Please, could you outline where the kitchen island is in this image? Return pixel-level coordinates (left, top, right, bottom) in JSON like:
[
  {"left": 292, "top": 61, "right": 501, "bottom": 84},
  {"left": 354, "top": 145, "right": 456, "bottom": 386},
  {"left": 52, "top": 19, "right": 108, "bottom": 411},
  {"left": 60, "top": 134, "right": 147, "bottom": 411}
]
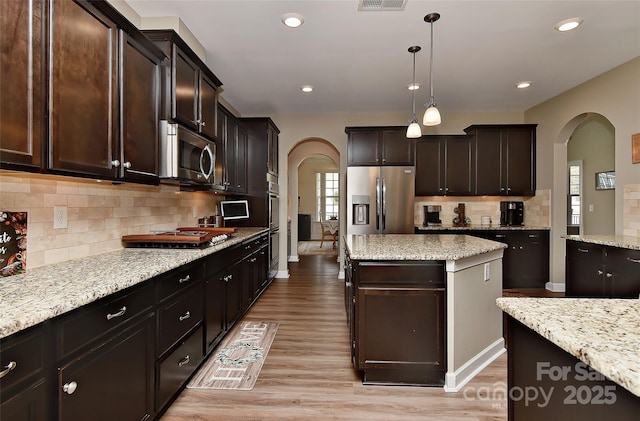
[
  {"left": 497, "top": 297, "right": 640, "bottom": 420},
  {"left": 344, "top": 233, "right": 506, "bottom": 390}
]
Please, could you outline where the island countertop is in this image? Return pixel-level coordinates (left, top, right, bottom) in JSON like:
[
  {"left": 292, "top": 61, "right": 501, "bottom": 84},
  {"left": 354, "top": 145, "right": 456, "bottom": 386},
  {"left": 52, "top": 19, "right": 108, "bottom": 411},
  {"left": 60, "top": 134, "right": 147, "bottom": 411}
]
[
  {"left": 564, "top": 234, "right": 640, "bottom": 251},
  {"left": 496, "top": 297, "right": 640, "bottom": 397},
  {"left": 344, "top": 233, "right": 507, "bottom": 261},
  {"left": 0, "top": 228, "right": 267, "bottom": 339}
]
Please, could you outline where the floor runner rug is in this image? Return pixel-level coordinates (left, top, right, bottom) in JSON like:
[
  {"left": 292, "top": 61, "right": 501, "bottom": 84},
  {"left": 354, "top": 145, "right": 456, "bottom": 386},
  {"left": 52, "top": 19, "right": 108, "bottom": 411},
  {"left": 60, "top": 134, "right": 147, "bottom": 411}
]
[
  {"left": 298, "top": 240, "right": 338, "bottom": 255},
  {"left": 187, "top": 321, "right": 278, "bottom": 391}
]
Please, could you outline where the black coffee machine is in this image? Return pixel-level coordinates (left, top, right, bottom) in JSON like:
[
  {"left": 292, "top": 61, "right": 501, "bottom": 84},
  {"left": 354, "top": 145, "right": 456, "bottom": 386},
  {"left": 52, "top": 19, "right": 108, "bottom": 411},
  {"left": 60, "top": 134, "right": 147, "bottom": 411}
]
[
  {"left": 500, "top": 201, "right": 524, "bottom": 226},
  {"left": 423, "top": 205, "right": 442, "bottom": 226}
]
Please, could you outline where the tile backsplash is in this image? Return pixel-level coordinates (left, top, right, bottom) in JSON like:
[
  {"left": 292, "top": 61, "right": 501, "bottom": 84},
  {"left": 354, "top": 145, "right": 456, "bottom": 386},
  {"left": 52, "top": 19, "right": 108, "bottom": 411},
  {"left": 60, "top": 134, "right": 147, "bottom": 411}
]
[
  {"left": 623, "top": 184, "right": 640, "bottom": 237},
  {"left": 414, "top": 190, "right": 551, "bottom": 227},
  {"left": 0, "top": 172, "right": 221, "bottom": 268}
]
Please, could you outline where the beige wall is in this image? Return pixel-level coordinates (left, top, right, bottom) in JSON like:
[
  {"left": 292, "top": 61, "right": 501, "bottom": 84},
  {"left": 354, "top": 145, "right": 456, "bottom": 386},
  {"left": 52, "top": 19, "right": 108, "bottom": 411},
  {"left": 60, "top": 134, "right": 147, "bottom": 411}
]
[{"left": 525, "top": 57, "right": 640, "bottom": 287}]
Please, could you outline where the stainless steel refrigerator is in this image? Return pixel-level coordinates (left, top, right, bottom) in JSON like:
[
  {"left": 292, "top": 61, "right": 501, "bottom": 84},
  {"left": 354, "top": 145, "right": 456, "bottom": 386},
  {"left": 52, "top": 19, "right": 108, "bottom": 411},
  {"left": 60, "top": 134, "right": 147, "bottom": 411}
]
[{"left": 346, "top": 166, "right": 415, "bottom": 234}]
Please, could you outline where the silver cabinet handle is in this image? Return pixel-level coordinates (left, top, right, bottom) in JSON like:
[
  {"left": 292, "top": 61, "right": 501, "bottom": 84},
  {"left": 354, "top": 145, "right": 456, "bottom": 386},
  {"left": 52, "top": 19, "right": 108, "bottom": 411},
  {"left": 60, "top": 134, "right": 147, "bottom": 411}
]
[
  {"left": 0, "top": 361, "right": 17, "bottom": 379},
  {"left": 606, "top": 273, "right": 613, "bottom": 278},
  {"left": 578, "top": 248, "right": 589, "bottom": 253},
  {"left": 63, "top": 381, "right": 78, "bottom": 395},
  {"left": 123, "top": 161, "right": 132, "bottom": 169},
  {"left": 178, "top": 355, "right": 190, "bottom": 367},
  {"left": 201, "top": 121, "right": 206, "bottom": 127},
  {"left": 179, "top": 275, "right": 191, "bottom": 284},
  {"left": 111, "top": 160, "right": 120, "bottom": 167},
  {"left": 106, "top": 306, "right": 127, "bottom": 320},
  {"left": 179, "top": 311, "right": 191, "bottom": 322},
  {"left": 598, "top": 270, "right": 604, "bottom": 275},
  {"left": 528, "top": 234, "right": 539, "bottom": 238},
  {"left": 250, "top": 257, "right": 257, "bottom": 263},
  {"left": 496, "top": 234, "right": 506, "bottom": 238},
  {"left": 627, "top": 257, "right": 640, "bottom": 264}
]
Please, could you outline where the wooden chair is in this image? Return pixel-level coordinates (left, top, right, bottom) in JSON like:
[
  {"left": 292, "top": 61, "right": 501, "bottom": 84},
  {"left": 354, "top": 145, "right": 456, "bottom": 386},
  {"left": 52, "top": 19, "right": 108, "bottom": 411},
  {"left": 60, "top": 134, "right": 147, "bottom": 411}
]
[{"left": 320, "top": 220, "right": 338, "bottom": 249}]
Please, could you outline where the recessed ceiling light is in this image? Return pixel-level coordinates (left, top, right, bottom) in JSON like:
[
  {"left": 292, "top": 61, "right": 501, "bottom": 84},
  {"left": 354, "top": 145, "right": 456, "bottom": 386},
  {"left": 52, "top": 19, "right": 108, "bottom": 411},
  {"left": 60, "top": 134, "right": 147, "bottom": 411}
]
[
  {"left": 300, "top": 85, "right": 313, "bottom": 93},
  {"left": 281, "top": 13, "right": 304, "bottom": 28},
  {"left": 555, "top": 17, "right": 583, "bottom": 32},
  {"left": 516, "top": 81, "right": 532, "bottom": 89},
  {"left": 407, "top": 83, "right": 421, "bottom": 91}
]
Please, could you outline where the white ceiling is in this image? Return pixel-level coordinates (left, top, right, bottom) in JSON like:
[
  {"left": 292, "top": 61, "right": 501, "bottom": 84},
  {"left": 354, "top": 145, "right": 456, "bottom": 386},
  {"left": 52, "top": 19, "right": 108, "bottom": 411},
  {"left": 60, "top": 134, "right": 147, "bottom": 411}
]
[{"left": 126, "top": 0, "right": 640, "bottom": 117}]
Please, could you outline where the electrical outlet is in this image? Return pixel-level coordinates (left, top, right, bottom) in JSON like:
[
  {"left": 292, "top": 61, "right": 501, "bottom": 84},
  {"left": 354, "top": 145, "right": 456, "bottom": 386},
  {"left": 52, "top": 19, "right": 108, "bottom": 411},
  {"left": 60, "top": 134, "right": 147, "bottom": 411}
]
[
  {"left": 54, "top": 206, "right": 68, "bottom": 229},
  {"left": 589, "top": 204, "right": 594, "bottom": 212},
  {"left": 484, "top": 263, "right": 490, "bottom": 281}
]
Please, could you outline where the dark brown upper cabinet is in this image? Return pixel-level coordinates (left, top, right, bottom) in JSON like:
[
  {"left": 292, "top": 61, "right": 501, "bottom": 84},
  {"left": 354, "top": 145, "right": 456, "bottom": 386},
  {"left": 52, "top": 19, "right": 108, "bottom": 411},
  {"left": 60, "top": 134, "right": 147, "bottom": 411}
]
[
  {"left": 143, "top": 30, "right": 222, "bottom": 141},
  {"left": 44, "top": 0, "right": 165, "bottom": 184},
  {"left": 241, "top": 117, "right": 280, "bottom": 177},
  {"left": 415, "top": 135, "right": 475, "bottom": 196},
  {"left": 217, "top": 104, "right": 247, "bottom": 193},
  {"left": 465, "top": 124, "right": 537, "bottom": 196},
  {"left": 48, "top": 0, "right": 119, "bottom": 178},
  {"left": 346, "top": 126, "right": 415, "bottom": 166},
  {"left": 0, "top": 0, "right": 46, "bottom": 171}
]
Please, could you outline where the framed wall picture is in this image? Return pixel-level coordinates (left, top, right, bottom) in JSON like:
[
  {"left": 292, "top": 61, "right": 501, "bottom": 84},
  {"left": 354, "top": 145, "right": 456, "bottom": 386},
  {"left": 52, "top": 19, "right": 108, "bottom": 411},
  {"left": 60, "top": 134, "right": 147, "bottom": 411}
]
[
  {"left": 633, "top": 133, "right": 640, "bottom": 164},
  {"left": 0, "top": 211, "right": 27, "bottom": 277}
]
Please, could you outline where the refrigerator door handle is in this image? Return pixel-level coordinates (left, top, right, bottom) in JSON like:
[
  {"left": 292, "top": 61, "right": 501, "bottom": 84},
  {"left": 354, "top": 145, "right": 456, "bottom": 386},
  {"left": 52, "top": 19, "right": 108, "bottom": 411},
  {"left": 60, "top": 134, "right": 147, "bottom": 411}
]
[
  {"left": 375, "top": 176, "right": 380, "bottom": 231},
  {"left": 381, "top": 177, "right": 386, "bottom": 231}
]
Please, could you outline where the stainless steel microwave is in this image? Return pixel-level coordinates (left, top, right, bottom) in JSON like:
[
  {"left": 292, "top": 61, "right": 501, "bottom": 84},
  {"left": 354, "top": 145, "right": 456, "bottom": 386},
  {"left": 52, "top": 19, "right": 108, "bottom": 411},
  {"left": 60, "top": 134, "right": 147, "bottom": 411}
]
[{"left": 159, "top": 121, "right": 215, "bottom": 184}]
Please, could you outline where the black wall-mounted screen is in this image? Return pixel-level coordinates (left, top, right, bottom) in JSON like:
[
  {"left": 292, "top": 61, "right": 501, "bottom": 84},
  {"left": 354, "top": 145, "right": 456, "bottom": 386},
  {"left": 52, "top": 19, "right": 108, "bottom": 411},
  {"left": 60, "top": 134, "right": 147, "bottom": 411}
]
[{"left": 221, "top": 200, "right": 250, "bottom": 220}]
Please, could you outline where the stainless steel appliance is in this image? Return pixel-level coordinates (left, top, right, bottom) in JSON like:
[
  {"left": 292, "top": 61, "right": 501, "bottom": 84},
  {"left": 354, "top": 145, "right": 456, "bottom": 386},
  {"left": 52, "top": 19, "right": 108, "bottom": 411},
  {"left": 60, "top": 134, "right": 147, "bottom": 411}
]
[
  {"left": 500, "top": 201, "right": 524, "bottom": 226},
  {"left": 159, "top": 120, "right": 216, "bottom": 185},
  {"left": 347, "top": 166, "right": 415, "bottom": 234},
  {"left": 268, "top": 173, "right": 279, "bottom": 280},
  {"left": 423, "top": 205, "right": 442, "bottom": 226}
]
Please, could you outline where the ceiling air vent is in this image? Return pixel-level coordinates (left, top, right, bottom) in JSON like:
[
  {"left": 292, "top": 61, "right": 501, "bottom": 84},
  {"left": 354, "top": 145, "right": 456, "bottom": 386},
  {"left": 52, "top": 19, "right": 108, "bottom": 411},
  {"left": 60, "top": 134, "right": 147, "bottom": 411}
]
[{"left": 358, "top": 0, "right": 408, "bottom": 12}]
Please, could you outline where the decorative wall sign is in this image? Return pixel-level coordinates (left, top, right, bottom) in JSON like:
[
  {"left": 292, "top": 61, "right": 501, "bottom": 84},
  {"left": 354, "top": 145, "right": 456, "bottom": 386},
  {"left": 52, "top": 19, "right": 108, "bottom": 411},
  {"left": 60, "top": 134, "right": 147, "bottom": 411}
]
[
  {"left": 0, "top": 212, "right": 27, "bottom": 277},
  {"left": 633, "top": 133, "right": 640, "bottom": 164}
]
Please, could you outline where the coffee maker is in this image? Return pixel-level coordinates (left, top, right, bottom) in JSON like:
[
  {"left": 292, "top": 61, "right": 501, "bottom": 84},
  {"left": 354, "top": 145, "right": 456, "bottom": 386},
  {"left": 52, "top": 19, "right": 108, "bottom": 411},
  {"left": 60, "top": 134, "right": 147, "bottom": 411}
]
[
  {"left": 423, "top": 205, "right": 442, "bottom": 226},
  {"left": 500, "top": 201, "right": 524, "bottom": 226}
]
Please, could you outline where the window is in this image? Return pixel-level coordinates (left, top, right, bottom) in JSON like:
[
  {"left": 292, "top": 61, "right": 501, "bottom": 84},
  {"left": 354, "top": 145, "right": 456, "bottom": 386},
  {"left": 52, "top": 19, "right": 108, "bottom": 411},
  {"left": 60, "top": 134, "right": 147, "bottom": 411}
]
[
  {"left": 568, "top": 163, "right": 581, "bottom": 226},
  {"left": 316, "top": 172, "right": 339, "bottom": 221}
]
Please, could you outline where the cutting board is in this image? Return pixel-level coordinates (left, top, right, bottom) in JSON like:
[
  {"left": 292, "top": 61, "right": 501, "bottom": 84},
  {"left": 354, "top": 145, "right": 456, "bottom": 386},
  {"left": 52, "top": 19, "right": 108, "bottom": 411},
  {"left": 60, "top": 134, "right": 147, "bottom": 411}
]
[
  {"left": 122, "top": 232, "right": 216, "bottom": 244},
  {"left": 176, "top": 227, "right": 237, "bottom": 235}
]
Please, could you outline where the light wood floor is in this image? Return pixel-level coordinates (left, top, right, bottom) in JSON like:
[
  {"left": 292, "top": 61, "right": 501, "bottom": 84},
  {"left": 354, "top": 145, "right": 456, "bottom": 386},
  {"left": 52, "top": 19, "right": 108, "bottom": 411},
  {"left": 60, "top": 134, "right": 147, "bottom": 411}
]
[{"left": 161, "top": 255, "right": 509, "bottom": 420}]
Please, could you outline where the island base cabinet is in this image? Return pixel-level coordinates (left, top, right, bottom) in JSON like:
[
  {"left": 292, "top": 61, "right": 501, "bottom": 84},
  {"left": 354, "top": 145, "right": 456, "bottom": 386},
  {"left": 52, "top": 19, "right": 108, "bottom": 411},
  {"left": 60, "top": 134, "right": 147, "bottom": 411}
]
[
  {"left": 353, "top": 261, "right": 446, "bottom": 386},
  {"left": 507, "top": 317, "right": 640, "bottom": 421},
  {"left": 57, "top": 317, "right": 154, "bottom": 421}
]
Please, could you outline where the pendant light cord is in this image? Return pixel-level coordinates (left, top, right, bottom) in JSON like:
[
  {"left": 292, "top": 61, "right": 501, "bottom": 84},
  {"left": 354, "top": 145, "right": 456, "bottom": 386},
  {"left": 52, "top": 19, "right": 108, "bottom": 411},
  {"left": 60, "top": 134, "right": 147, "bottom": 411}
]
[
  {"left": 429, "top": 19, "right": 435, "bottom": 104},
  {"left": 412, "top": 51, "right": 417, "bottom": 118}
]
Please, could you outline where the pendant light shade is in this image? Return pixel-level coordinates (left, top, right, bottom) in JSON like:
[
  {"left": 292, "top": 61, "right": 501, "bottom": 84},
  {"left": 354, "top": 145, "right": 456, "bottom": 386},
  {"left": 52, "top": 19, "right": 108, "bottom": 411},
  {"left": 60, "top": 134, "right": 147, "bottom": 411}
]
[
  {"left": 423, "top": 12, "right": 441, "bottom": 127},
  {"left": 406, "top": 45, "right": 422, "bottom": 138}
]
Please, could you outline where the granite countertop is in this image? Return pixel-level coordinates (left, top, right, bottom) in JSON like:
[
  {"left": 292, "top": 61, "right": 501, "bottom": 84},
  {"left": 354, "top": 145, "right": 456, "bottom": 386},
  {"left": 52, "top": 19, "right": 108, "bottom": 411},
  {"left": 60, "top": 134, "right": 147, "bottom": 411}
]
[
  {"left": 497, "top": 297, "right": 640, "bottom": 397},
  {"left": 415, "top": 224, "right": 551, "bottom": 231},
  {"left": 0, "top": 228, "right": 267, "bottom": 339},
  {"left": 345, "top": 233, "right": 507, "bottom": 261},
  {"left": 564, "top": 234, "right": 640, "bottom": 251}
]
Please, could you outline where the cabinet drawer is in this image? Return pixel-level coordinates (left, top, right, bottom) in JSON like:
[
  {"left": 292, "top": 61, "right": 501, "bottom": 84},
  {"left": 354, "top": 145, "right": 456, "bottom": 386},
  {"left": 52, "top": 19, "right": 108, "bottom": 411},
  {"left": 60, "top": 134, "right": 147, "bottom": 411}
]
[
  {"left": 606, "top": 246, "right": 640, "bottom": 268},
  {"left": 157, "top": 263, "right": 203, "bottom": 303},
  {"left": 57, "top": 283, "right": 153, "bottom": 358},
  {"left": 356, "top": 261, "right": 444, "bottom": 287},
  {"left": 157, "top": 326, "right": 204, "bottom": 410},
  {"left": 0, "top": 325, "right": 45, "bottom": 394},
  {"left": 157, "top": 285, "right": 204, "bottom": 355},
  {"left": 566, "top": 241, "right": 603, "bottom": 261}
]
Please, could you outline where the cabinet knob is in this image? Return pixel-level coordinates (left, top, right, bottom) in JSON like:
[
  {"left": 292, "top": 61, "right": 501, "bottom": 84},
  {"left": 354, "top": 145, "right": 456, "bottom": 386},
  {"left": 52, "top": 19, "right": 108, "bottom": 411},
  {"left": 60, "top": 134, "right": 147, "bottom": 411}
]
[
  {"left": 111, "top": 160, "right": 120, "bottom": 167},
  {"left": 597, "top": 270, "right": 604, "bottom": 275},
  {"left": 0, "top": 361, "right": 17, "bottom": 379},
  {"left": 606, "top": 272, "right": 613, "bottom": 278},
  {"left": 63, "top": 381, "right": 78, "bottom": 395},
  {"left": 123, "top": 161, "right": 132, "bottom": 169},
  {"left": 201, "top": 121, "right": 206, "bottom": 127}
]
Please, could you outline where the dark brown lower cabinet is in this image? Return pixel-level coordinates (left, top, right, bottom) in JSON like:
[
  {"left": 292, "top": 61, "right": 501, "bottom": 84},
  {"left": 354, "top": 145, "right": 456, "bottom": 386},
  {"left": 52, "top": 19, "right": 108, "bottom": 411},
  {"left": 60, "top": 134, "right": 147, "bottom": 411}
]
[
  {"left": 507, "top": 316, "right": 640, "bottom": 420},
  {"left": 58, "top": 315, "right": 154, "bottom": 421},
  {"left": 0, "top": 379, "right": 48, "bottom": 421},
  {"left": 351, "top": 260, "right": 445, "bottom": 385},
  {"left": 566, "top": 240, "right": 640, "bottom": 298}
]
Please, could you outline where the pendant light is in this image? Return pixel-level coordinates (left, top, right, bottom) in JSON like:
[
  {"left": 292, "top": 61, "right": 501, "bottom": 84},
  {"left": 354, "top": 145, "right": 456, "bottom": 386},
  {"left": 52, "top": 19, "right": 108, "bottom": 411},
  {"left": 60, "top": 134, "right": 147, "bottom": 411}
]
[
  {"left": 423, "top": 12, "right": 441, "bottom": 126},
  {"left": 406, "top": 46, "right": 422, "bottom": 138}
]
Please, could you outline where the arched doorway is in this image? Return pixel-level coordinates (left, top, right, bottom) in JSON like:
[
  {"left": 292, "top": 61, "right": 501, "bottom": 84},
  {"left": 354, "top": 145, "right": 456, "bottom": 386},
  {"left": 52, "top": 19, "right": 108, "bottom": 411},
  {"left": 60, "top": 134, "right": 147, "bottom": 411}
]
[
  {"left": 287, "top": 139, "right": 341, "bottom": 264},
  {"left": 565, "top": 113, "right": 615, "bottom": 235}
]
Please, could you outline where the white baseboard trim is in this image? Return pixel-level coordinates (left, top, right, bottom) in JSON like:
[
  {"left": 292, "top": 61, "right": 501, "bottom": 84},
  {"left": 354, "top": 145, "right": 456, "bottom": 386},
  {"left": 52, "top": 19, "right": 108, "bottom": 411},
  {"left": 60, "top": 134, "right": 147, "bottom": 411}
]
[
  {"left": 288, "top": 255, "right": 299, "bottom": 262},
  {"left": 545, "top": 281, "right": 566, "bottom": 292},
  {"left": 275, "top": 270, "right": 290, "bottom": 279},
  {"left": 444, "top": 338, "right": 506, "bottom": 392}
]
